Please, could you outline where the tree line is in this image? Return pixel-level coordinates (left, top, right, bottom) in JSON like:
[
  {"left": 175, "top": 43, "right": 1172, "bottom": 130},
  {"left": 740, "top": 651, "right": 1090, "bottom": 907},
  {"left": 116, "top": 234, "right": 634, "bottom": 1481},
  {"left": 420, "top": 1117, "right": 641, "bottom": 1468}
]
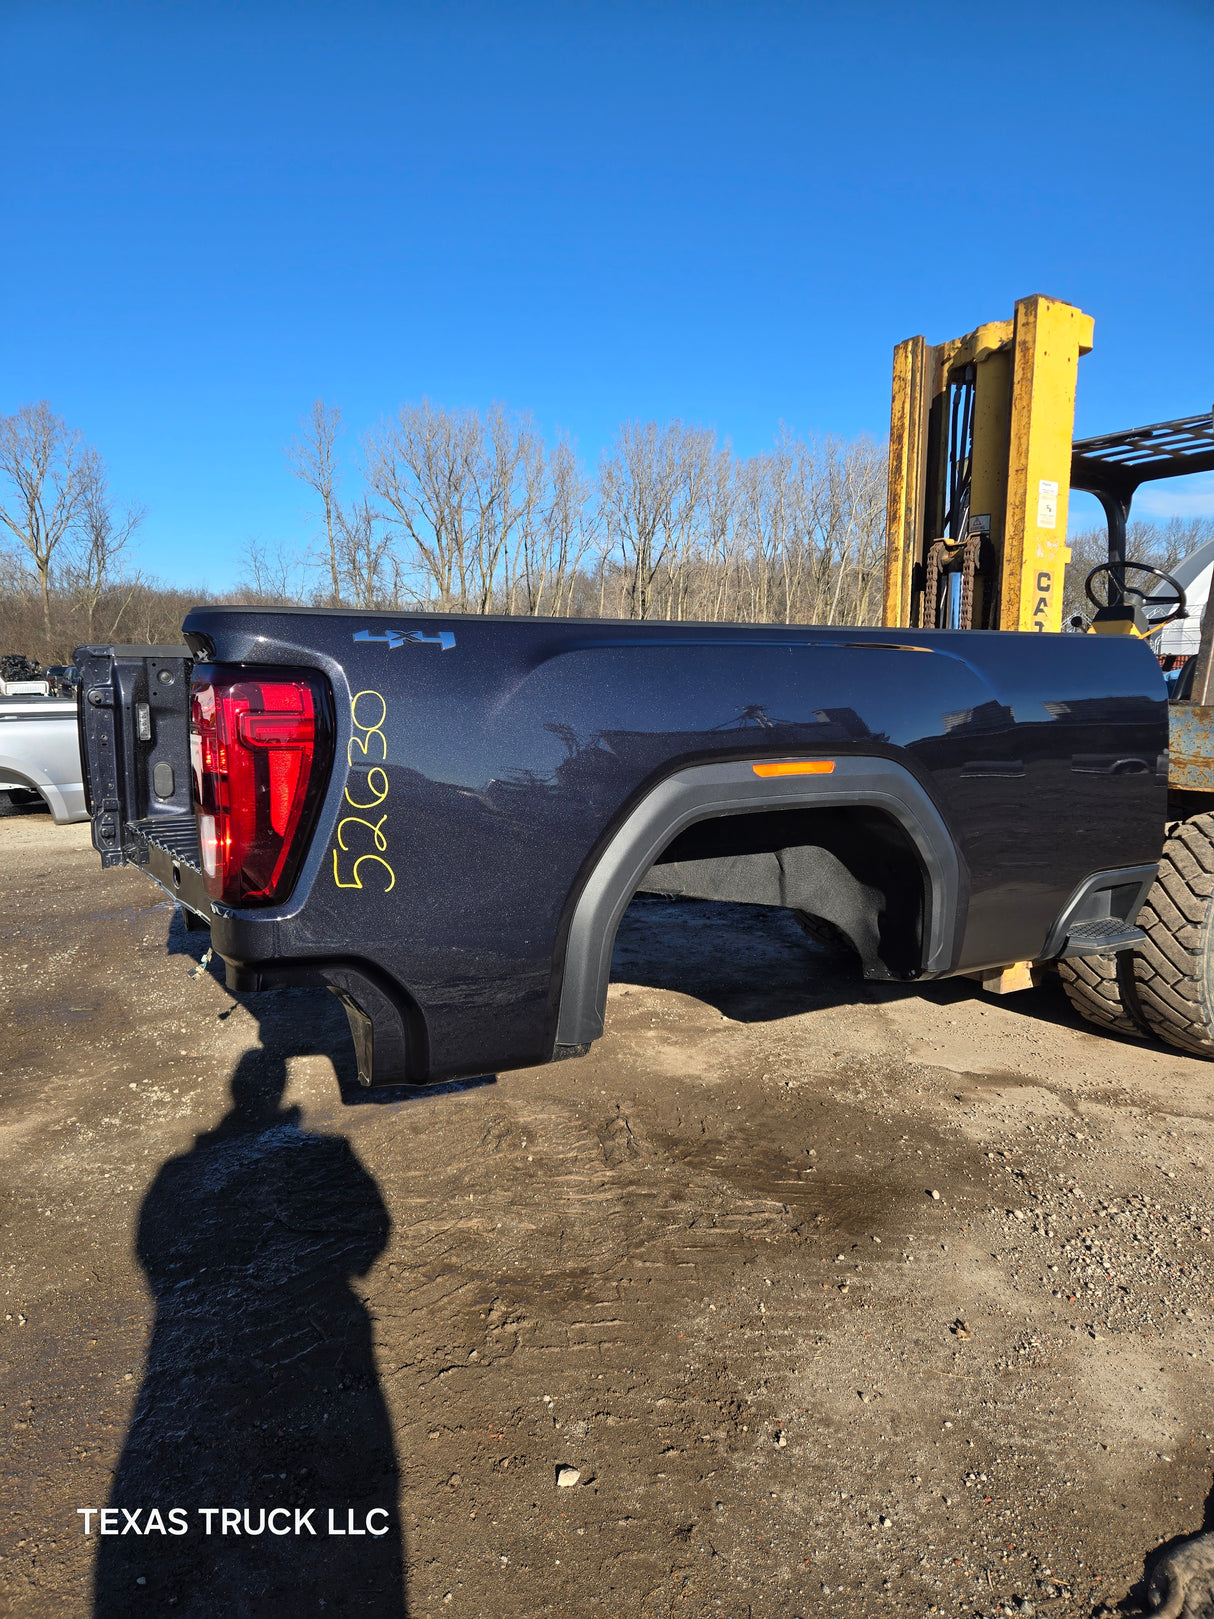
[
  {"left": 1, "top": 396, "right": 1209, "bottom": 664},
  {"left": 265, "top": 399, "right": 891, "bottom": 628}
]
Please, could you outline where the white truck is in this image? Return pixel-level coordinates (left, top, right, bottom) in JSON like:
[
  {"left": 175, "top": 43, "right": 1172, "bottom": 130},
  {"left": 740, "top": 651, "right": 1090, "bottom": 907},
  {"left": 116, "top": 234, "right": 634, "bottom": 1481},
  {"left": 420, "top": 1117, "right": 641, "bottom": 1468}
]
[{"left": 0, "top": 691, "right": 87, "bottom": 822}]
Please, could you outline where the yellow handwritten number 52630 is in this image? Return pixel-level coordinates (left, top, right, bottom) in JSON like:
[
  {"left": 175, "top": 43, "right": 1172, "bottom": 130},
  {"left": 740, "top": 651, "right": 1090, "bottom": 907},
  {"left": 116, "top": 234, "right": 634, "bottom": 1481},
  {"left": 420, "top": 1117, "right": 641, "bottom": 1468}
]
[{"left": 333, "top": 689, "right": 397, "bottom": 892}]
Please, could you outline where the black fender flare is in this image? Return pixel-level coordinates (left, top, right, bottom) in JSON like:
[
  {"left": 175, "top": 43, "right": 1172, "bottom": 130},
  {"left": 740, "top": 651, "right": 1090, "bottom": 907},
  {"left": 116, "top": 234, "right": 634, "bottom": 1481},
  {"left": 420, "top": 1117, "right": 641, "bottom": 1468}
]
[{"left": 554, "top": 756, "right": 965, "bottom": 1048}]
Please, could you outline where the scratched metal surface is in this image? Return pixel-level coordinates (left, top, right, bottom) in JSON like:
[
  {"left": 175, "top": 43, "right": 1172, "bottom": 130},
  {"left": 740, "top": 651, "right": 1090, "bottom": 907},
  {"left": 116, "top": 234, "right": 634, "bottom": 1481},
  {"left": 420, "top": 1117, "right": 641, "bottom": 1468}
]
[{"left": 1169, "top": 703, "right": 1214, "bottom": 791}]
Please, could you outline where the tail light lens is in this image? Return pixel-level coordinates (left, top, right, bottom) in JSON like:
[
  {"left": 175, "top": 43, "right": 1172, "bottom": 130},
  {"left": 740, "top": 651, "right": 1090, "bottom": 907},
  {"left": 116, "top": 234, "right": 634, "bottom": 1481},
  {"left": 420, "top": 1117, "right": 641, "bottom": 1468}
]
[{"left": 189, "top": 665, "right": 333, "bottom": 905}]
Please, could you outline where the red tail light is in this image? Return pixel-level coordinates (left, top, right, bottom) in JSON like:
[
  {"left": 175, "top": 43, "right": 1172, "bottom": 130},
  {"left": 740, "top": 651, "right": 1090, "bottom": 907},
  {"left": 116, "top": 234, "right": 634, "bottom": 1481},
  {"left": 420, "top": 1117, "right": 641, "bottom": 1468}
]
[{"left": 189, "top": 666, "right": 333, "bottom": 905}]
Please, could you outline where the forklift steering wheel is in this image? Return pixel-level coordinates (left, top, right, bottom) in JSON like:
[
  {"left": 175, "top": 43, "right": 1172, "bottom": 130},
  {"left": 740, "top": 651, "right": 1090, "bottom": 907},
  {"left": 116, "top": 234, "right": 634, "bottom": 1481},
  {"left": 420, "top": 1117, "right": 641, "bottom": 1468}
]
[{"left": 1084, "top": 562, "right": 1188, "bottom": 629}]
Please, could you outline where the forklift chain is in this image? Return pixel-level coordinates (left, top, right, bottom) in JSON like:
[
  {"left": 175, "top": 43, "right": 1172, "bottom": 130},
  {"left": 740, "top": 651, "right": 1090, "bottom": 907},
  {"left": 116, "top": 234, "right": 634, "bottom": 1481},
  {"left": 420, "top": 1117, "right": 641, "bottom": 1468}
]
[
  {"left": 921, "top": 542, "right": 946, "bottom": 630},
  {"left": 959, "top": 533, "right": 982, "bottom": 630},
  {"left": 921, "top": 534, "right": 983, "bottom": 630}
]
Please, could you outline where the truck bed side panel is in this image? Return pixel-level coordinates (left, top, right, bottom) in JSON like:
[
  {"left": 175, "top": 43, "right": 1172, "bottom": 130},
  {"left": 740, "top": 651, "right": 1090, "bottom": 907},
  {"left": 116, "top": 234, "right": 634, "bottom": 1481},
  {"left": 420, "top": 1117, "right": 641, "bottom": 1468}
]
[{"left": 176, "top": 610, "right": 1166, "bottom": 1082}]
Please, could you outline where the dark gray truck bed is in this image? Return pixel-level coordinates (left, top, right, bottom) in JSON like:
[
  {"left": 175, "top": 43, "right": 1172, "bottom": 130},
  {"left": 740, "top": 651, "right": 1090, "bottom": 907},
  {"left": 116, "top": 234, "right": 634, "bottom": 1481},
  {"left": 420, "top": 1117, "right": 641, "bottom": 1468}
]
[{"left": 76, "top": 610, "right": 1167, "bottom": 1084}]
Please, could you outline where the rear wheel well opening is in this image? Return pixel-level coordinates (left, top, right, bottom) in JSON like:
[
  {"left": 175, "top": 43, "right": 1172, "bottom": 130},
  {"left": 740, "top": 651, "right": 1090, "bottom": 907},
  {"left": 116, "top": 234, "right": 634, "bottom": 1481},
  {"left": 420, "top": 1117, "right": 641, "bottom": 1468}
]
[
  {"left": 553, "top": 759, "right": 957, "bottom": 1052},
  {"left": 634, "top": 804, "right": 928, "bottom": 980},
  {"left": 0, "top": 776, "right": 48, "bottom": 816}
]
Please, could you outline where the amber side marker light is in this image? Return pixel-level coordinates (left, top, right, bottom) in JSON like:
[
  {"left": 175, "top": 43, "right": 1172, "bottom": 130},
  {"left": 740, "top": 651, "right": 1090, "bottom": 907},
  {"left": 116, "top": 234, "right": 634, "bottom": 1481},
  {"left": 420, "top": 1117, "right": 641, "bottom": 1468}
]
[{"left": 751, "top": 760, "right": 836, "bottom": 778}]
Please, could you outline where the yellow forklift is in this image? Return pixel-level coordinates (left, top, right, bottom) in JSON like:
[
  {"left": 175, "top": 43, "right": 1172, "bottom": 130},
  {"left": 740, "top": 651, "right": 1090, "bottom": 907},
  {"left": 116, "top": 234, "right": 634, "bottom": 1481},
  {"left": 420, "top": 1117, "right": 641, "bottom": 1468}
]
[{"left": 883, "top": 294, "right": 1214, "bottom": 1050}]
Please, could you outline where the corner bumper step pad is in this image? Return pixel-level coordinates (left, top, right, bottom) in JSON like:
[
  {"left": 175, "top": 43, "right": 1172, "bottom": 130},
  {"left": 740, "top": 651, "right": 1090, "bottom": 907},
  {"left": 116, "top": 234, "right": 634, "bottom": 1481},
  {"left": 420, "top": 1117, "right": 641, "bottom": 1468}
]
[{"left": 1061, "top": 916, "right": 1145, "bottom": 956}]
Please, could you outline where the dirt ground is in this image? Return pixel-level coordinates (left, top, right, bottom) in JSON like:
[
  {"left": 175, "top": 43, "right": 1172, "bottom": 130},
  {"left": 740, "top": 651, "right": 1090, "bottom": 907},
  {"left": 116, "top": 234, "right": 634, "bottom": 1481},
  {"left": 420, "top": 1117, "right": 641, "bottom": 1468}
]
[{"left": 4, "top": 812, "right": 1214, "bottom": 1618}]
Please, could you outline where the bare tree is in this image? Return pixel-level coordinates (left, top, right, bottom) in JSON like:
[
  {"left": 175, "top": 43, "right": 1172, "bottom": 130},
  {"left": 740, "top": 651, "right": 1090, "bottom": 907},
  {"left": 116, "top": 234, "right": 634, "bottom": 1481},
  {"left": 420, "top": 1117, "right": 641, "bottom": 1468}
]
[
  {"left": 366, "top": 401, "right": 477, "bottom": 609},
  {"left": 287, "top": 400, "right": 345, "bottom": 605},
  {"left": 68, "top": 467, "right": 146, "bottom": 639},
  {"left": 296, "top": 397, "right": 892, "bottom": 627},
  {"left": 599, "top": 421, "right": 716, "bottom": 619},
  {"left": 807, "top": 434, "right": 887, "bottom": 626},
  {"left": 1157, "top": 516, "right": 1214, "bottom": 572},
  {"left": 469, "top": 406, "right": 545, "bottom": 614},
  {"left": 735, "top": 438, "right": 791, "bottom": 622},
  {"left": 367, "top": 401, "right": 548, "bottom": 613},
  {"left": 598, "top": 422, "right": 665, "bottom": 620},
  {"left": 335, "top": 497, "right": 394, "bottom": 608},
  {"left": 516, "top": 434, "right": 599, "bottom": 615},
  {"left": 236, "top": 538, "right": 308, "bottom": 606},
  {"left": 0, "top": 402, "right": 96, "bottom": 640}
]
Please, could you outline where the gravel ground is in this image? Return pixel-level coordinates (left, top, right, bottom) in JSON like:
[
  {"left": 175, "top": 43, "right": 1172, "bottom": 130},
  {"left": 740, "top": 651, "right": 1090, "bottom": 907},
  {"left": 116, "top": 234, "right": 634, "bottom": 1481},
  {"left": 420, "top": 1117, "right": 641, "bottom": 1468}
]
[{"left": 3, "top": 813, "right": 1214, "bottom": 1617}]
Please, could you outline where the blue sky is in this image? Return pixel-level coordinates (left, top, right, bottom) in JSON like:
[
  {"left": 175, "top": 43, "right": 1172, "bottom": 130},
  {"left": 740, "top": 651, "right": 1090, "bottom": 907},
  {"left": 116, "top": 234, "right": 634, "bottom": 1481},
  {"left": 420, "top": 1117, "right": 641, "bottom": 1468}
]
[{"left": 3, "top": 0, "right": 1212, "bottom": 588}]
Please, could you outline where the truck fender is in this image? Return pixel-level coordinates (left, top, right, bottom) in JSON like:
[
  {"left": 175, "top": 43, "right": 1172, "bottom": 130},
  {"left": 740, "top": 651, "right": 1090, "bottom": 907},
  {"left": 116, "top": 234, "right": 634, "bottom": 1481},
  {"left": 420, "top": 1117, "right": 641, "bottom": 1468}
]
[
  {"left": 0, "top": 752, "right": 82, "bottom": 825},
  {"left": 554, "top": 757, "right": 964, "bottom": 1049}
]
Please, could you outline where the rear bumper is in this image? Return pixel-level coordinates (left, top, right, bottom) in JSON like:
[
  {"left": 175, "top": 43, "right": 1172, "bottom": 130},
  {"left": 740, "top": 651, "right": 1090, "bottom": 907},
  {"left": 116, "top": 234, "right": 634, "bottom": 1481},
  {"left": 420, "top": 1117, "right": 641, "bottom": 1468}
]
[
  {"left": 1039, "top": 864, "right": 1158, "bottom": 960},
  {"left": 133, "top": 815, "right": 420, "bottom": 1087},
  {"left": 130, "top": 815, "right": 217, "bottom": 920}
]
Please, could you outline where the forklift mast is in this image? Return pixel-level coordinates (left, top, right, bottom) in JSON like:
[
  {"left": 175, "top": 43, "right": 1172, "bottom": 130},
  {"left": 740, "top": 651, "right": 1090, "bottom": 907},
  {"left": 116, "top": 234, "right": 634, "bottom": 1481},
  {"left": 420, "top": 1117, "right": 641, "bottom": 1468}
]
[
  {"left": 883, "top": 295, "right": 1214, "bottom": 1058},
  {"left": 883, "top": 294, "right": 1093, "bottom": 634}
]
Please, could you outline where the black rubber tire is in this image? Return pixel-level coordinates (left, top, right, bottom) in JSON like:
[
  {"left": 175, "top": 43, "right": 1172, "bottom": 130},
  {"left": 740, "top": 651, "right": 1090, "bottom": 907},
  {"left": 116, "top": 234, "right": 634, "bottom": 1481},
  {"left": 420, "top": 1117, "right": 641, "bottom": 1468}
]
[
  {"left": 1058, "top": 951, "right": 1148, "bottom": 1039},
  {"left": 1132, "top": 813, "right": 1214, "bottom": 1056}
]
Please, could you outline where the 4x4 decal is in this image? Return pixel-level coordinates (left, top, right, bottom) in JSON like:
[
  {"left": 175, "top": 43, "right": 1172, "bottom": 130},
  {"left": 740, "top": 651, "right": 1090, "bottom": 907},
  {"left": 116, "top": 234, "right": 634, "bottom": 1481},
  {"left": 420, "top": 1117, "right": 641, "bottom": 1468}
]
[{"left": 353, "top": 628, "right": 455, "bottom": 651}]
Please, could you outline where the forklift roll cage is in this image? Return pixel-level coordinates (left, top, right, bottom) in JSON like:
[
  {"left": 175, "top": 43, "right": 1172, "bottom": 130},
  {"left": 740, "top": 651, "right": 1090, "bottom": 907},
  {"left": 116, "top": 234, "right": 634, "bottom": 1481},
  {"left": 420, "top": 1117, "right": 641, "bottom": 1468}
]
[{"left": 1070, "top": 412, "right": 1214, "bottom": 579}]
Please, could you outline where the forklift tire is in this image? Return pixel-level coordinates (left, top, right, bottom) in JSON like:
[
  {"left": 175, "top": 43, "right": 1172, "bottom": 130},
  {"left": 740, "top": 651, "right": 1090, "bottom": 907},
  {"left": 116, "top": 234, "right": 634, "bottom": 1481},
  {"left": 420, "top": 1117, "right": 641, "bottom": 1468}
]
[
  {"left": 1058, "top": 951, "right": 1148, "bottom": 1039},
  {"left": 1131, "top": 813, "right": 1214, "bottom": 1057}
]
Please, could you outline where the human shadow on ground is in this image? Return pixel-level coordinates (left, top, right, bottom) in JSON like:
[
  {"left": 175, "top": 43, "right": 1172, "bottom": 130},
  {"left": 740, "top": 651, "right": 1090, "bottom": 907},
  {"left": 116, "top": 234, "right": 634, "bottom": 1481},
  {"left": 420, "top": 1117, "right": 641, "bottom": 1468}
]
[
  {"left": 93, "top": 1000, "right": 407, "bottom": 1617},
  {"left": 1112, "top": 1477, "right": 1214, "bottom": 1617}
]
